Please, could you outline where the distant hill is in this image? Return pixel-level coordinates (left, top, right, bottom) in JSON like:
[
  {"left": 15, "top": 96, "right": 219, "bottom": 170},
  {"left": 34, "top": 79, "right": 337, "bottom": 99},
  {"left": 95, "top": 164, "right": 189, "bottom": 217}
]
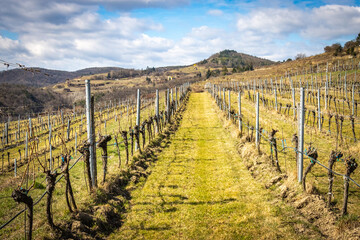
[
  {"left": 0, "top": 67, "right": 124, "bottom": 87},
  {"left": 0, "top": 51, "right": 273, "bottom": 87},
  {"left": 0, "top": 83, "right": 70, "bottom": 119},
  {"left": 197, "top": 49, "right": 275, "bottom": 69}
]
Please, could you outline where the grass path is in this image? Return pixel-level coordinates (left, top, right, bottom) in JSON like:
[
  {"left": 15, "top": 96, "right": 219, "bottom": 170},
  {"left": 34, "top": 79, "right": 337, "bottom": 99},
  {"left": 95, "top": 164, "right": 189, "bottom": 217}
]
[{"left": 109, "top": 92, "right": 316, "bottom": 240}]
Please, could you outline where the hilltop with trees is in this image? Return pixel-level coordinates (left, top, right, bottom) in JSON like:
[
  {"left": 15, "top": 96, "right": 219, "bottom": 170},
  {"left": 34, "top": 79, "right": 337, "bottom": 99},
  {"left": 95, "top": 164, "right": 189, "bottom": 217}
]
[
  {"left": 198, "top": 49, "right": 274, "bottom": 72},
  {"left": 324, "top": 33, "right": 360, "bottom": 56}
]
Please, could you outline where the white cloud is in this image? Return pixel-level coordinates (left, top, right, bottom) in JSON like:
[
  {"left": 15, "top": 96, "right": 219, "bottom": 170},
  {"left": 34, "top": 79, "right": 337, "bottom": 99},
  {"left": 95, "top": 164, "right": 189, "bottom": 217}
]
[
  {"left": 0, "top": 0, "right": 171, "bottom": 70},
  {"left": 66, "top": 0, "right": 189, "bottom": 10},
  {"left": 237, "top": 5, "right": 360, "bottom": 40},
  {"left": 159, "top": 26, "right": 229, "bottom": 66},
  {"left": 237, "top": 8, "right": 303, "bottom": 36},
  {"left": 207, "top": 9, "right": 223, "bottom": 16},
  {"left": 234, "top": 4, "right": 360, "bottom": 61},
  {"left": 0, "top": 36, "right": 20, "bottom": 51},
  {"left": 188, "top": 26, "right": 223, "bottom": 40},
  {"left": 1, "top": 0, "right": 359, "bottom": 71},
  {"left": 0, "top": 36, "right": 29, "bottom": 67},
  {"left": 302, "top": 5, "right": 360, "bottom": 39}
]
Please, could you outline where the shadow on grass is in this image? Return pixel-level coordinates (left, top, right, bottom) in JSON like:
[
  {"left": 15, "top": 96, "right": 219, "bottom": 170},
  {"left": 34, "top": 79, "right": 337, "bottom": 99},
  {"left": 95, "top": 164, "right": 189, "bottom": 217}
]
[{"left": 135, "top": 197, "right": 237, "bottom": 207}]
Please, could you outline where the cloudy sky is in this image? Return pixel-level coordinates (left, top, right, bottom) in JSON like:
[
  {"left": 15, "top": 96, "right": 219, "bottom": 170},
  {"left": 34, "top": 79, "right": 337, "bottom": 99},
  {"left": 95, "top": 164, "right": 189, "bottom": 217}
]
[{"left": 1, "top": 0, "right": 360, "bottom": 71}]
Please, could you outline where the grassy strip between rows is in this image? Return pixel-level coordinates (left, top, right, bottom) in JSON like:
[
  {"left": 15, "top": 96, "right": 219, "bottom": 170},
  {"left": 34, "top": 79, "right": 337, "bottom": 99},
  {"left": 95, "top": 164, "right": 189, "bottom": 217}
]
[
  {"left": 214, "top": 89, "right": 360, "bottom": 239},
  {"left": 109, "top": 91, "right": 324, "bottom": 240},
  {"left": 224, "top": 89, "right": 360, "bottom": 216}
]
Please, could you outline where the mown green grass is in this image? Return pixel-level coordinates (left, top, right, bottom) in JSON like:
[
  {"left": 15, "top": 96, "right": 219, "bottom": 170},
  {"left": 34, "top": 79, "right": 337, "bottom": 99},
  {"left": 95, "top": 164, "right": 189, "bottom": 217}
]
[{"left": 109, "top": 92, "right": 317, "bottom": 240}]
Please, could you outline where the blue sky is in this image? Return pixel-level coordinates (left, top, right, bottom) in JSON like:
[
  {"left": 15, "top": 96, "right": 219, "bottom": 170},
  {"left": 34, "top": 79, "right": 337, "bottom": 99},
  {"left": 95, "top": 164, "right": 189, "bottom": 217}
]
[{"left": 0, "top": 0, "right": 360, "bottom": 71}]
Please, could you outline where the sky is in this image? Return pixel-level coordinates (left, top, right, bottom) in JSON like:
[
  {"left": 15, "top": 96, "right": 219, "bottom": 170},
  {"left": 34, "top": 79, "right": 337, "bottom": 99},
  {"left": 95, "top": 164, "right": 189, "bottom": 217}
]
[{"left": 0, "top": 0, "right": 360, "bottom": 71}]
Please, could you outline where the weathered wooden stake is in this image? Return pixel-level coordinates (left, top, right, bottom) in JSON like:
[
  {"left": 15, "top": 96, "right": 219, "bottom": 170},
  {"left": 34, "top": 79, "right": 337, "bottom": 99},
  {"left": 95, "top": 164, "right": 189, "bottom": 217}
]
[
  {"left": 298, "top": 88, "right": 305, "bottom": 183},
  {"left": 114, "top": 133, "right": 121, "bottom": 168},
  {"left": 85, "top": 80, "right": 97, "bottom": 188},
  {"left": 318, "top": 89, "right": 321, "bottom": 131},
  {"left": 238, "top": 91, "right": 242, "bottom": 133},
  {"left": 292, "top": 88, "right": 296, "bottom": 120},
  {"left": 255, "top": 93, "right": 260, "bottom": 150},
  {"left": 14, "top": 159, "right": 17, "bottom": 177},
  {"left": 228, "top": 90, "right": 231, "bottom": 119},
  {"left": 135, "top": 89, "right": 141, "bottom": 151}
]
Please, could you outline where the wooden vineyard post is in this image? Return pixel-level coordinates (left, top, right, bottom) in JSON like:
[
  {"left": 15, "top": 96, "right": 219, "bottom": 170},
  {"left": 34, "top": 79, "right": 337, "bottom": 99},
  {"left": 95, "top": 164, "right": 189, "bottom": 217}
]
[
  {"left": 222, "top": 88, "right": 226, "bottom": 111},
  {"left": 166, "top": 89, "right": 170, "bottom": 122},
  {"left": 292, "top": 88, "right": 296, "bottom": 120},
  {"left": 155, "top": 89, "right": 159, "bottom": 134},
  {"left": 238, "top": 91, "right": 242, "bottom": 134},
  {"left": 344, "top": 71, "right": 348, "bottom": 102},
  {"left": 18, "top": 116, "right": 20, "bottom": 140},
  {"left": 228, "top": 90, "right": 231, "bottom": 120},
  {"left": 255, "top": 92, "right": 260, "bottom": 151},
  {"left": 14, "top": 159, "right": 17, "bottom": 177},
  {"left": 73, "top": 103, "right": 76, "bottom": 121},
  {"left": 29, "top": 117, "right": 32, "bottom": 138},
  {"left": 298, "top": 88, "right": 305, "bottom": 183},
  {"left": 85, "top": 79, "right": 97, "bottom": 188},
  {"left": 75, "top": 131, "right": 77, "bottom": 156},
  {"left": 175, "top": 86, "right": 178, "bottom": 111},
  {"left": 170, "top": 88, "right": 173, "bottom": 117},
  {"left": 352, "top": 84, "right": 355, "bottom": 116},
  {"left": 67, "top": 119, "right": 70, "bottom": 141},
  {"left": 25, "top": 132, "right": 28, "bottom": 161},
  {"left": 18, "top": 149, "right": 21, "bottom": 164},
  {"left": 253, "top": 80, "right": 256, "bottom": 103},
  {"left": 135, "top": 89, "right": 140, "bottom": 151},
  {"left": 130, "top": 128, "right": 134, "bottom": 156},
  {"left": 49, "top": 123, "right": 52, "bottom": 170},
  {"left": 318, "top": 89, "right": 321, "bottom": 131},
  {"left": 4, "top": 122, "right": 8, "bottom": 145},
  {"left": 325, "top": 77, "right": 328, "bottom": 110},
  {"left": 262, "top": 84, "right": 265, "bottom": 107},
  {"left": 350, "top": 116, "right": 356, "bottom": 142},
  {"left": 114, "top": 133, "right": 121, "bottom": 168},
  {"left": 171, "top": 87, "right": 173, "bottom": 104},
  {"left": 274, "top": 86, "right": 278, "bottom": 112},
  {"left": 61, "top": 109, "right": 64, "bottom": 125}
]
